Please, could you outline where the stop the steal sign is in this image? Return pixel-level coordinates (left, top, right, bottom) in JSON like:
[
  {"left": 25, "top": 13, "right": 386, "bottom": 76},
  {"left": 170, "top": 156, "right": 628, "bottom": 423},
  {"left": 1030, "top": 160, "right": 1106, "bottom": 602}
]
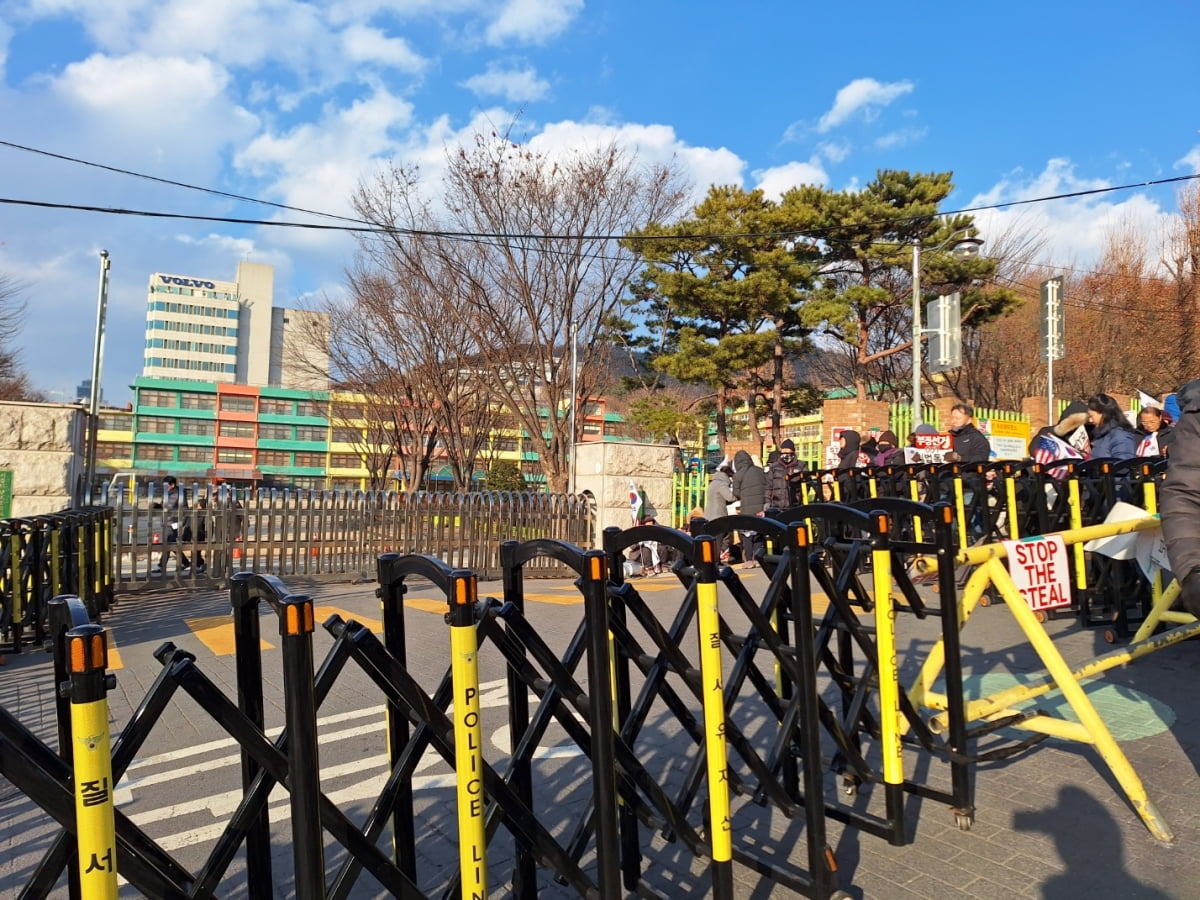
[{"left": 1001, "top": 535, "right": 1072, "bottom": 612}]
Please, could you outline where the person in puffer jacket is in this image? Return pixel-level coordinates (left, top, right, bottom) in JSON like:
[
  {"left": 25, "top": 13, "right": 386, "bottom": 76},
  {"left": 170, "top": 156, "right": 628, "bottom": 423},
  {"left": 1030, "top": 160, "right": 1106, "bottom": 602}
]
[
  {"left": 731, "top": 449, "right": 766, "bottom": 568},
  {"left": 1160, "top": 379, "right": 1200, "bottom": 617}
]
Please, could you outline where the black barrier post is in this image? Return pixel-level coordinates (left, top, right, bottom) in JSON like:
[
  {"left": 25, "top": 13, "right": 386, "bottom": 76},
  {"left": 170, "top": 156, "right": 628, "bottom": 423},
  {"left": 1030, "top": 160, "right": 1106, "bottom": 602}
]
[
  {"left": 229, "top": 573, "right": 273, "bottom": 898},
  {"left": 499, "top": 540, "right": 536, "bottom": 898},
  {"left": 580, "top": 548, "right": 621, "bottom": 898},
  {"left": 278, "top": 593, "right": 325, "bottom": 900},
  {"left": 604, "top": 525, "right": 641, "bottom": 892},
  {"left": 933, "top": 504, "right": 974, "bottom": 828},
  {"left": 376, "top": 553, "right": 417, "bottom": 882},
  {"left": 786, "top": 524, "right": 840, "bottom": 897}
]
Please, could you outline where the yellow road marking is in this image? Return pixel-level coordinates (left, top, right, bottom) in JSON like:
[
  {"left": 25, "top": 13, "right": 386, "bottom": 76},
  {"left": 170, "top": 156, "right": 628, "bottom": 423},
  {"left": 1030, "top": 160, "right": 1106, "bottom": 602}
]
[{"left": 184, "top": 616, "right": 274, "bottom": 656}]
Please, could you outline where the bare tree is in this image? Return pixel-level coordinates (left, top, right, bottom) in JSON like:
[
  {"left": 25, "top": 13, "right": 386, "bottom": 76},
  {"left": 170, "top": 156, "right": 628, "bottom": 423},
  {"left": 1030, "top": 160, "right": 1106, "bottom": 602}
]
[
  {"left": 0, "top": 274, "right": 38, "bottom": 400},
  {"left": 349, "top": 133, "right": 688, "bottom": 492}
]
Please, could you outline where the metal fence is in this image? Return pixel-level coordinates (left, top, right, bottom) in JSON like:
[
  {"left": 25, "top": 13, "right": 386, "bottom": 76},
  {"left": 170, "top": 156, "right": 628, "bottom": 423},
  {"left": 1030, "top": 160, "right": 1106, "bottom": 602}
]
[{"left": 103, "top": 486, "right": 595, "bottom": 587}]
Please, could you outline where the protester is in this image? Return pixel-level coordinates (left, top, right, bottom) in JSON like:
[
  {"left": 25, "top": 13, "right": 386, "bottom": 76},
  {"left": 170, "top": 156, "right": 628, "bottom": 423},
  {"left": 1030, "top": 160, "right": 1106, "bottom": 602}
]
[
  {"left": 731, "top": 449, "right": 766, "bottom": 569},
  {"left": 873, "top": 430, "right": 901, "bottom": 466},
  {"left": 153, "top": 475, "right": 190, "bottom": 575},
  {"left": 1136, "top": 405, "right": 1174, "bottom": 457},
  {"left": 765, "top": 439, "right": 807, "bottom": 510},
  {"left": 1159, "top": 380, "right": 1200, "bottom": 617},
  {"left": 947, "top": 402, "right": 991, "bottom": 463},
  {"left": 704, "top": 460, "right": 736, "bottom": 562},
  {"left": 1086, "top": 393, "right": 1138, "bottom": 460},
  {"left": 835, "top": 430, "right": 862, "bottom": 501}
]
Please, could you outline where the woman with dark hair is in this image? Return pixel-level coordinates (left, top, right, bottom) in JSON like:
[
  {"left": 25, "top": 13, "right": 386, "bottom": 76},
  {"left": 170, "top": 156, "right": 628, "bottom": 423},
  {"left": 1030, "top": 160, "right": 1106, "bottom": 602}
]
[{"left": 1086, "top": 393, "right": 1138, "bottom": 460}]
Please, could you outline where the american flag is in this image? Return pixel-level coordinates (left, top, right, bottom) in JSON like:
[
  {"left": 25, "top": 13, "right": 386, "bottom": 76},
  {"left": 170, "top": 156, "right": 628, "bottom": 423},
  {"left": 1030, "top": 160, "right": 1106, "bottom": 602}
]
[{"left": 1032, "top": 432, "right": 1084, "bottom": 470}]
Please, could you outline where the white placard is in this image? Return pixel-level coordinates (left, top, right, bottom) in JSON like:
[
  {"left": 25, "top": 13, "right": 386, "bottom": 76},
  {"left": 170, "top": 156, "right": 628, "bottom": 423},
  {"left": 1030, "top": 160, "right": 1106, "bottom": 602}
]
[{"left": 1002, "top": 535, "right": 1072, "bottom": 612}]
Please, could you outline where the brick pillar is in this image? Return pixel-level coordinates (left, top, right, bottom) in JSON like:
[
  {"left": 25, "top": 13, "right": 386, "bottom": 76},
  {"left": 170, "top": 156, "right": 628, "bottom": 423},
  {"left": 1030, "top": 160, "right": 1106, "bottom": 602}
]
[
  {"left": 1023, "top": 396, "right": 1052, "bottom": 434},
  {"left": 821, "top": 398, "right": 890, "bottom": 449}
]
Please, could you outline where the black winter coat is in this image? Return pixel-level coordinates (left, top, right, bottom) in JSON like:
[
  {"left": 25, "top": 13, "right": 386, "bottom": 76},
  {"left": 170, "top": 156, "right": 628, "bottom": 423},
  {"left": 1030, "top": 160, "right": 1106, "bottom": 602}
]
[
  {"left": 765, "top": 455, "right": 807, "bottom": 509},
  {"left": 950, "top": 422, "right": 991, "bottom": 463},
  {"left": 1161, "top": 380, "right": 1200, "bottom": 583},
  {"left": 731, "top": 450, "right": 766, "bottom": 516}
]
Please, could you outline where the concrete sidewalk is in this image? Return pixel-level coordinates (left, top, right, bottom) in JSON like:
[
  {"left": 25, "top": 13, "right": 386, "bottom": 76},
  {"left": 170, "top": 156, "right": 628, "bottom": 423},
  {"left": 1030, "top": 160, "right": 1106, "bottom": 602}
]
[{"left": 2, "top": 570, "right": 1199, "bottom": 898}]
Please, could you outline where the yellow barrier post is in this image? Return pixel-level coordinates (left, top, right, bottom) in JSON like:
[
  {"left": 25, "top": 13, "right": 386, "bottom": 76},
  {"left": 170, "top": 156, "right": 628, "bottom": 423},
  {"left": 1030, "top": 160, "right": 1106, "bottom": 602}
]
[
  {"left": 870, "top": 513, "right": 906, "bottom": 845},
  {"left": 694, "top": 535, "right": 733, "bottom": 898},
  {"left": 66, "top": 623, "right": 118, "bottom": 900},
  {"left": 1004, "top": 465, "right": 1020, "bottom": 539},
  {"left": 449, "top": 572, "right": 487, "bottom": 898}
]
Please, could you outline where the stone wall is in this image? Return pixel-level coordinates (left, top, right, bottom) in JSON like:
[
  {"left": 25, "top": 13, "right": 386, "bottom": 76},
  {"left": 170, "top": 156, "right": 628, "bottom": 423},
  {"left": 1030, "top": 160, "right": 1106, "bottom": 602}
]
[
  {"left": 574, "top": 441, "right": 677, "bottom": 547},
  {"left": 0, "top": 402, "right": 86, "bottom": 516}
]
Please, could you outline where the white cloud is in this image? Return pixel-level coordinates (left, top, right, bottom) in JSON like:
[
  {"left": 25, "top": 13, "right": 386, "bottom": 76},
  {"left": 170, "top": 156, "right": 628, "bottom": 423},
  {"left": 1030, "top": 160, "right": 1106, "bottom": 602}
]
[
  {"left": 461, "top": 63, "right": 550, "bottom": 102},
  {"left": 969, "top": 159, "right": 1177, "bottom": 269},
  {"left": 817, "top": 77, "right": 913, "bottom": 133},
  {"left": 752, "top": 160, "right": 828, "bottom": 200},
  {"left": 528, "top": 119, "right": 745, "bottom": 203},
  {"left": 874, "top": 126, "right": 927, "bottom": 150},
  {"left": 340, "top": 25, "right": 427, "bottom": 73},
  {"left": 486, "top": 0, "right": 583, "bottom": 45},
  {"left": 817, "top": 139, "right": 851, "bottom": 164},
  {"left": 1178, "top": 144, "right": 1200, "bottom": 172}
]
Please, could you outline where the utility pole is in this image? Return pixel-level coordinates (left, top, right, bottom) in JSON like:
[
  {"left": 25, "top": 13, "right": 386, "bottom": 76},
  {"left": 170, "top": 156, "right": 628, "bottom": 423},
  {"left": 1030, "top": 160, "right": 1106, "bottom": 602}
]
[{"left": 83, "top": 250, "right": 111, "bottom": 504}]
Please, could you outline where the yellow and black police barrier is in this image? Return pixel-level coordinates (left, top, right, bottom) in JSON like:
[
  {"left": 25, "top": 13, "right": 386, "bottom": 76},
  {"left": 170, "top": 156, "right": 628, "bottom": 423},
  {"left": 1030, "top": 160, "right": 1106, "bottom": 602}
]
[
  {"left": 0, "top": 507, "right": 114, "bottom": 657},
  {"left": 603, "top": 517, "right": 847, "bottom": 898},
  {"left": 909, "top": 512, "right": 1196, "bottom": 843}
]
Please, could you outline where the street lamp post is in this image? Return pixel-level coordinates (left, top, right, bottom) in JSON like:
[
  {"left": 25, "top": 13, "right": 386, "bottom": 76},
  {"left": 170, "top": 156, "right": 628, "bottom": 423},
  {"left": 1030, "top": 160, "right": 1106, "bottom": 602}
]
[
  {"left": 911, "top": 231, "right": 983, "bottom": 428},
  {"left": 83, "top": 250, "right": 111, "bottom": 504}
]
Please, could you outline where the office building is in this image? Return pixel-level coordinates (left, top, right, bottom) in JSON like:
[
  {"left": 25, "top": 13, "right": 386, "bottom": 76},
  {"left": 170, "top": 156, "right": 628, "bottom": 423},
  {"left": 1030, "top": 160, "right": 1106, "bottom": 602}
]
[{"left": 142, "top": 261, "right": 329, "bottom": 389}]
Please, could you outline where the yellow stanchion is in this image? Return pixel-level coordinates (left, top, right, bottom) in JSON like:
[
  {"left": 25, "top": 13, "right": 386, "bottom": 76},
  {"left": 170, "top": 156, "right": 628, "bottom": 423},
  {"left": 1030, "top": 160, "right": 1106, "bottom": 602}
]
[
  {"left": 449, "top": 574, "right": 487, "bottom": 897},
  {"left": 67, "top": 624, "right": 118, "bottom": 899},
  {"left": 1004, "top": 469, "right": 1020, "bottom": 539},
  {"left": 870, "top": 515, "right": 903, "bottom": 791},
  {"left": 694, "top": 538, "right": 733, "bottom": 889},
  {"left": 1068, "top": 478, "right": 1086, "bottom": 595}
]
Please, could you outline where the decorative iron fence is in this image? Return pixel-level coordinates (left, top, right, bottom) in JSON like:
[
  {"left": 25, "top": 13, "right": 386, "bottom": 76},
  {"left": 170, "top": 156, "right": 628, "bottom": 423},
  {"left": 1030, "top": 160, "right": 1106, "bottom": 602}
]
[{"left": 103, "top": 486, "right": 595, "bottom": 587}]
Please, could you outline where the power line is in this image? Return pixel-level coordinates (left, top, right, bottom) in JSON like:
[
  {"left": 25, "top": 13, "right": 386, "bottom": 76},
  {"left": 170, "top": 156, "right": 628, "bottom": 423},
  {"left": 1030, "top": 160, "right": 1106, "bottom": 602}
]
[{"left": 1, "top": 138, "right": 1197, "bottom": 244}]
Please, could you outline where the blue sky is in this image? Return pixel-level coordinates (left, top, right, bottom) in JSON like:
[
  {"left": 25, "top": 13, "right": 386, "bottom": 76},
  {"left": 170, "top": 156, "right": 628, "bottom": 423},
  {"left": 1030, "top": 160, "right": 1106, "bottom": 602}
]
[{"left": 1, "top": 0, "right": 1197, "bottom": 404}]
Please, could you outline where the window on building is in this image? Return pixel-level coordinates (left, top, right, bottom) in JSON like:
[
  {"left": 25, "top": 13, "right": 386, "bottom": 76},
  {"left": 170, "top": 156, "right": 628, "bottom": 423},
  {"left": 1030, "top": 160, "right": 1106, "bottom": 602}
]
[
  {"left": 492, "top": 437, "right": 519, "bottom": 452},
  {"left": 258, "top": 423, "right": 293, "bottom": 440},
  {"left": 97, "top": 413, "right": 130, "bottom": 431},
  {"left": 138, "top": 416, "right": 175, "bottom": 434},
  {"left": 179, "top": 392, "right": 216, "bottom": 411},
  {"left": 258, "top": 450, "right": 291, "bottom": 466},
  {"left": 140, "top": 390, "right": 176, "bottom": 408},
  {"left": 291, "top": 476, "right": 324, "bottom": 490},
  {"left": 331, "top": 427, "right": 362, "bottom": 444},
  {"left": 217, "top": 448, "right": 253, "bottom": 464},
  {"left": 219, "top": 421, "right": 256, "bottom": 438},
  {"left": 332, "top": 403, "right": 363, "bottom": 420},
  {"left": 177, "top": 446, "right": 210, "bottom": 463},
  {"left": 177, "top": 419, "right": 215, "bottom": 436},
  {"left": 293, "top": 452, "right": 325, "bottom": 468},
  {"left": 138, "top": 445, "right": 175, "bottom": 462},
  {"left": 101, "top": 443, "right": 133, "bottom": 460},
  {"left": 329, "top": 478, "right": 361, "bottom": 491},
  {"left": 294, "top": 426, "right": 326, "bottom": 442},
  {"left": 259, "top": 398, "right": 292, "bottom": 415},
  {"left": 294, "top": 400, "right": 320, "bottom": 417},
  {"left": 220, "top": 396, "right": 256, "bottom": 413},
  {"left": 330, "top": 453, "right": 362, "bottom": 468}
]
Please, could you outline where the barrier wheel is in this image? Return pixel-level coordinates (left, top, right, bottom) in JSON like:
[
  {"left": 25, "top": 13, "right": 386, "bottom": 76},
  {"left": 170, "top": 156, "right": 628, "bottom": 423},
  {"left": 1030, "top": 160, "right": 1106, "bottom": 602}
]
[
  {"left": 956, "top": 812, "right": 974, "bottom": 831},
  {"left": 1104, "top": 629, "right": 1118, "bottom": 644},
  {"left": 979, "top": 593, "right": 991, "bottom": 607},
  {"left": 1034, "top": 610, "right": 1047, "bottom": 624}
]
